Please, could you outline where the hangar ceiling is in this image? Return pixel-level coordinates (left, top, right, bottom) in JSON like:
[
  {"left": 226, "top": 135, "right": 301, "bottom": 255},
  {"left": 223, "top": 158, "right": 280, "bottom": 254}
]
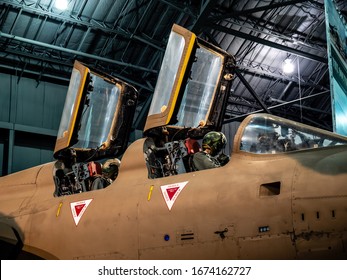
[{"left": 1, "top": 0, "right": 347, "bottom": 131}]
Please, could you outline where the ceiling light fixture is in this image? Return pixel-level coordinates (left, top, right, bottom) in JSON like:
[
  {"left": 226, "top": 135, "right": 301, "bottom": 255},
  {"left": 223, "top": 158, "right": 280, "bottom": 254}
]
[
  {"left": 55, "top": 0, "right": 68, "bottom": 10},
  {"left": 283, "top": 58, "right": 295, "bottom": 74}
]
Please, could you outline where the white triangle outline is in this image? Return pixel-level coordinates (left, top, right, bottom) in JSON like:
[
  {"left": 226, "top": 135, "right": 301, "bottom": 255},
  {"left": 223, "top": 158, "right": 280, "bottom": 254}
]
[
  {"left": 70, "top": 199, "right": 93, "bottom": 226},
  {"left": 160, "top": 181, "right": 188, "bottom": 210}
]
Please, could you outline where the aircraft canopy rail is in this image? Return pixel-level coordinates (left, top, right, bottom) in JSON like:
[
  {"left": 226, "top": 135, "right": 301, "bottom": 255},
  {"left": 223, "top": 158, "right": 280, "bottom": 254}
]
[
  {"left": 54, "top": 61, "right": 88, "bottom": 154},
  {"left": 236, "top": 114, "right": 347, "bottom": 154}
]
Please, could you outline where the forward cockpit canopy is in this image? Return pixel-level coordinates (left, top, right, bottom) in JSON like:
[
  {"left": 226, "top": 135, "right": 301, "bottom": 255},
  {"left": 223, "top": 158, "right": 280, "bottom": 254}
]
[
  {"left": 54, "top": 61, "right": 138, "bottom": 162},
  {"left": 236, "top": 114, "right": 347, "bottom": 154}
]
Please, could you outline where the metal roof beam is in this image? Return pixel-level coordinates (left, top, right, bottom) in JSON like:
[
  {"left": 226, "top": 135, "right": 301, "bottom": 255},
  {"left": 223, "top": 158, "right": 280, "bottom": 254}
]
[
  {"left": 238, "top": 65, "right": 328, "bottom": 91},
  {"left": 207, "top": 22, "right": 327, "bottom": 63},
  {"left": 1, "top": 0, "right": 164, "bottom": 51},
  {"left": 214, "top": 0, "right": 310, "bottom": 20},
  {"left": 0, "top": 31, "right": 157, "bottom": 74},
  {"left": 221, "top": 15, "right": 327, "bottom": 52},
  {"left": 224, "top": 90, "right": 330, "bottom": 123},
  {"left": 0, "top": 64, "right": 70, "bottom": 83},
  {"left": 0, "top": 48, "right": 71, "bottom": 68},
  {"left": 238, "top": 0, "right": 310, "bottom": 16},
  {"left": 234, "top": 68, "right": 272, "bottom": 114},
  {"left": 268, "top": 97, "right": 329, "bottom": 114}
]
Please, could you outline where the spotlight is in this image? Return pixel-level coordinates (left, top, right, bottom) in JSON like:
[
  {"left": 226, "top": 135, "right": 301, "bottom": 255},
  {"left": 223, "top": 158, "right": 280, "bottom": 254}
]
[
  {"left": 283, "top": 59, "right": 295, "bottom": 74},
  {"left": 55, "top": 0, "right": 68, "bottom": 10}
]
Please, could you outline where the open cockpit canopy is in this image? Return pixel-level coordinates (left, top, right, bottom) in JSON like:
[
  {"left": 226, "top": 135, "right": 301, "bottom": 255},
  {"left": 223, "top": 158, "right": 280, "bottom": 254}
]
[
  {"left": 236, "top": 114, "right": 347, "bottom": 154},
  {"left": 144, "top": 24, "right": 235, "bottom": 139},
  {"left": 54, "top": 61, "right": 138, "bottom": 161}
]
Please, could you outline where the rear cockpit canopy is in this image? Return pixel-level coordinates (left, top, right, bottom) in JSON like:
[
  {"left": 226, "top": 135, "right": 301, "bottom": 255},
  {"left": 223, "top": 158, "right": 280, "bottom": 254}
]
[{"left": 236, "top": 114, "right": 347, "bottom": 154}]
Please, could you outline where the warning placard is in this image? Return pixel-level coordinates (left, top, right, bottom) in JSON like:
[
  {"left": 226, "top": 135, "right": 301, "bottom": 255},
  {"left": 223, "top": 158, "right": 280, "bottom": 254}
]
[
  {"left": 70, "top": 199, "right": 93, "bottom": 226},
  {"left": 160, "top": 181, "right": 188, "bottom": 210}
]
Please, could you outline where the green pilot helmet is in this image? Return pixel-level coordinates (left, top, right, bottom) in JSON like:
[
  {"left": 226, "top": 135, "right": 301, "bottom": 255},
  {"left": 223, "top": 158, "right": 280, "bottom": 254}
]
[{"left": 202, "top": 131, "right": 227, "bottom": 156}]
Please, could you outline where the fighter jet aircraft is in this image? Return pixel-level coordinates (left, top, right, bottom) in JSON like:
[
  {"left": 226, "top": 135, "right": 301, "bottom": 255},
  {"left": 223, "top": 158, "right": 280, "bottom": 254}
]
[{"left": 1, "top": 24, "right": 347, "bottom": 260}]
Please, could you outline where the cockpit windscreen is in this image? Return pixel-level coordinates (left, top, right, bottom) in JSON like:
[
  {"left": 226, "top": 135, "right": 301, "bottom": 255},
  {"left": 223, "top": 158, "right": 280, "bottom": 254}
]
[{"left": 240, "top": 115, "right": 347, "bottom": 154}]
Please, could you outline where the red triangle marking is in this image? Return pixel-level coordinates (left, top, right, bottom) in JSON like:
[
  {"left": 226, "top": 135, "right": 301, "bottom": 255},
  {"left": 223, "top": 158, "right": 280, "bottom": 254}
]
[
  {"left": 75, "top": 204, "right": 85, "bottom": 216},
  {"left": 166, "top": 187, "right": 179, "bottom": 200}
]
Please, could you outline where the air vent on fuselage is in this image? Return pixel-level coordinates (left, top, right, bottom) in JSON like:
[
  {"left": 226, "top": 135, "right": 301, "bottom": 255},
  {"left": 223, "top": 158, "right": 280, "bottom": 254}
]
[{"left": 259, "top": 181, "right": 281, "bottom": 196}]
